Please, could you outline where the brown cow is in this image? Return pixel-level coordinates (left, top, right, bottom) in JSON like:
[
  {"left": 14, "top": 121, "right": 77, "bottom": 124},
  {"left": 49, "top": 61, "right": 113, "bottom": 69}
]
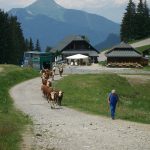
[
  {"left": 41, "top": 85, "right": 53, "bottom": 101},
  {"left": 46, "top": 80, "right": 52, "bottom": 87},
  {"left": 41, "top": 73, "right": 52, "bottom": 87},
  {"left": 47, "top": 91, "right": 58, "bottom": 109},
  {"left": 40, "top": 69, "right": 52, "bottom": 79}
]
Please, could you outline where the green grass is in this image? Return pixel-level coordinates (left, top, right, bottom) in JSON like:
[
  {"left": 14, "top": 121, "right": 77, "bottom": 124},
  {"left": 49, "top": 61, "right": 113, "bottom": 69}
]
[
  {"left": 55, "top": 74, "right": 150, "bottom": 124},
  {"left": 143, "top": 65, "right": 150, "bottom": 71},
  {"left": 98, "top": 61, "right": 107, "bottom": 66},
  {"left": 0, "top": 65, "right": 39, "bottom": 150},
  {"left": 128, "top": 37, "right": 150, "bottom": 44},
  {"left": 136, "top": 45, "right": 150, "bottom": 53}
]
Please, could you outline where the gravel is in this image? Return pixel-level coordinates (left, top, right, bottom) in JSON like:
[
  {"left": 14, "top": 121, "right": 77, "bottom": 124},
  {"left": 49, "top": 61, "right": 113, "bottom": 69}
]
[
  {"left": 10, "top": 67, "right": 150, "bottom": 150},
  {"left": 0, "top": 67, "right": 3, "bottom": 72}
]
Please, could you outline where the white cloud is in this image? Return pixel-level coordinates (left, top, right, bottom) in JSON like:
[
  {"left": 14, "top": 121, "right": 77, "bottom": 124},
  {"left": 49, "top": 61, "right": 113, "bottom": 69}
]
[
  {"left": 1, "top": 0, "right": 149, "bottom": 11},
  {"left": 0, "top": 0, "right": 150, "bottom": 22},
  {"left": 55, "top": 0, "right": 149, "bottom": 9},
  {"left": 55, "top": 0, "right": 128, "bottom": 9}
]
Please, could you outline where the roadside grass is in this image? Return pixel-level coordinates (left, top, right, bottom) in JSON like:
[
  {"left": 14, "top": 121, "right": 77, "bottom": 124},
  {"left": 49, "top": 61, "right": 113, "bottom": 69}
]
[
  {"left": 98, "top": 61, "right": 107, "bottom": 66},
  {"left": 143, "top": 65, "right": 150, "bottom": 71},
  {"left": 128, "top": 37, "right": 150, "bottom": 44},
  {"left": 136, "top": 45, "right": 150, "bottom": 53},
  {"left": 0, "top": 65, "right": 39, "bottom": 150},
  {"left": 55, "top": 74, "right": 150, "bottom": 124}
]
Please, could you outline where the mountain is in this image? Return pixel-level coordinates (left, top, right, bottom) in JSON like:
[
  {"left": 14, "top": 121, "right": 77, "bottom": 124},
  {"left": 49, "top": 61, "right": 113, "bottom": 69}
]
[
  {"left": 9, "top": 0, "right": 120, "bottom": 50},
  {"left": 95, "top": 34, "right": 120, "bottom": 51}
]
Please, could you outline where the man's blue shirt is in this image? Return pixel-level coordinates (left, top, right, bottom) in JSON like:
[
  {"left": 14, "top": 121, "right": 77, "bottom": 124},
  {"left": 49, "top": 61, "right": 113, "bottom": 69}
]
[{"left": 109, "top": 93, "right": 118, "bottom": 105}]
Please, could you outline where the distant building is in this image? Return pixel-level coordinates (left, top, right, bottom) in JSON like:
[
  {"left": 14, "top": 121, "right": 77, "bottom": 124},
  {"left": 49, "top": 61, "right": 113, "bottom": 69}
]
[
  {"left": 51, "top": 35, "right": 99, "bottom": 63},
  {"left": 23, "top": 51, "right": 54, "bottom": 70},
  {"left": 105, "top": 42, "right": 148, "bottom": 67}
]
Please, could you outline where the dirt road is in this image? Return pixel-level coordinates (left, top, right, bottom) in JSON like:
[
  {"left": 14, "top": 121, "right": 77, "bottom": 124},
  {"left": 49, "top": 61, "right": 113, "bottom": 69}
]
[
  {"left": 131, "top": 38, "right": 150, "bottom": 48},
  {"left": 10, "top": 75, "right": 150, "bottom": 150},
  {"left": 0, "top": 67, "right": 3, "bottom": 72}
]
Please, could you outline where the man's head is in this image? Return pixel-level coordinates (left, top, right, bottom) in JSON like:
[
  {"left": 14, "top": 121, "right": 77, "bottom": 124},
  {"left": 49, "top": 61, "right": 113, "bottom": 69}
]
[{"left": 111, "top": 89, "right": 116, "bottom": 93}]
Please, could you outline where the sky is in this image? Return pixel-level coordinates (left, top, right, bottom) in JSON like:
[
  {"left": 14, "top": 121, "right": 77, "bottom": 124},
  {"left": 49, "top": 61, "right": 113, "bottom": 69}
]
[{"left": 0, "top": 0, "right": 150, "bottom": 23}]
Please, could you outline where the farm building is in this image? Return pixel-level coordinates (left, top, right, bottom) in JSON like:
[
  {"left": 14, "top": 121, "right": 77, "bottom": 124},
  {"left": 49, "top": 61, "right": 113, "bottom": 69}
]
[
  {"left": 23, "top": 51, "right": 54, "bottom": 70},
  {"left": 105, "top": 42, "right": 148, "bottom": 67},
  {"left": 51, "top": 35, "right": 99, "bottom": 64}
]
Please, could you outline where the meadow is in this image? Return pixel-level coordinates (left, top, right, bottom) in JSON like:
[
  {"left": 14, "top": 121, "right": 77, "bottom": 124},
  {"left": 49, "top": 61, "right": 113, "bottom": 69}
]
[
  {"left": 0, "top": 65, "right": 39, "bottom": 150},
  {"left": 55, "top": 74, "right": 150, "bottom": 124},
  {"left": 0, "top": 65, "right": 150, "bottom": 150}
]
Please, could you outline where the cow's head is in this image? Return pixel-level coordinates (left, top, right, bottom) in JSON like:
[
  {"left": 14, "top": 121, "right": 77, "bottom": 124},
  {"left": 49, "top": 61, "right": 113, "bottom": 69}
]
[
  {"left": 46, "top": 80, "right": 51, "bottom": 86},
  {"left": 58, "top": 91, "right": 63, "bottom": 97},
  {"left": 51, "top": 91, "right": 56, "bottom": 100}
]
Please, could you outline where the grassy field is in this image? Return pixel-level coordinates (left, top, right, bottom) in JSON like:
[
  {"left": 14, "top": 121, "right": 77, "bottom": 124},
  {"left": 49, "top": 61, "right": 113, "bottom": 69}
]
[
  {"left": 143, "top": 65, "right": 150, "bottom": 71},
  {"left": 0, "top": 65, "right": 39, "bottom": 150},
  {"left": 55, "top": 74, "right": 150, "bottom": 124},
  {"left": 0, "top": 65, "right": 150, "bottom": 149},
  {"left": 136, "top": 45, "right": 150, "bottom": 53}
]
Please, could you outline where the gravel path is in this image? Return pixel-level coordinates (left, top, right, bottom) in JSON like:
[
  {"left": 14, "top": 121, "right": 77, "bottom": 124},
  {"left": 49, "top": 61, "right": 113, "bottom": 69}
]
[
  {"left": 10, "top": 73, "right": 150, "bottom": 150},
  {"left": 63, "top": 65, "right": 150, "bottom": 75},
  {"left": 131, "top": 38, "right": 150, "bottom": 48},
  {"left": 0, "top": 67, "right": 3, "bottom": 72}
]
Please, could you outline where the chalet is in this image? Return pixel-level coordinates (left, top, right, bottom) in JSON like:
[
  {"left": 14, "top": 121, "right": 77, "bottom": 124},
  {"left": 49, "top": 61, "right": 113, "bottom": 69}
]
[
  {"left": 23, "top": 51, "right": 54, "bottom": 70},
  {"left": 51, "top": 35, "right": 99, "bottom": 63},
  {"left": 105, "top": 42, "right": 147, "bottom": 67}
]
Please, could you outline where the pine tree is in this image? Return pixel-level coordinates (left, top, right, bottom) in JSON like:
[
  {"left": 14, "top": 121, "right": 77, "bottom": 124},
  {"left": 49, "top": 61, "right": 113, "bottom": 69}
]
[
  {"left": 45, "top": 46, "right": 52, "bottom": 52},
  {"left": 25, "top": 38, "right": 30, "bottom": 51},
  {"left": 35, "top": 39, "right": 41, "bottom": 52},
  {"left": 120, "top": 0, "right": 136, "bottom": 42},
  {"left": 9, "top": 16, "right": 27, "bottom": 64},
  {"left": 0, "top": 9, "right": 26, "bottom": 64},
  {"left": 29, "top": 38, "right": 34, "bottom": 51},
  {"left": 143, "top": 0, "right": 150, "bottom": 36},
  {"left": 135, "top": 0, "right": 145, "bottom": 39},
  {"left": 0, "top": 10, "right": 11, "bottom": 64}
]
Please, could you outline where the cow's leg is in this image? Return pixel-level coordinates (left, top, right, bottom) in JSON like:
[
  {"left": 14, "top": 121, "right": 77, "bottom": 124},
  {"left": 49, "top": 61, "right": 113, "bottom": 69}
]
[{"left": 49, "top": 101, "right": 53, "bottom": 109}]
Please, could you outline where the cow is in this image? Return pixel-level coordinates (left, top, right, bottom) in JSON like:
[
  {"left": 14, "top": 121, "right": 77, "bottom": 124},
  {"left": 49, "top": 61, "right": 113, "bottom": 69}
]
[
  {"left": 58, "top": 67, "right": 63, "bottom": 77},
  {"left": 53, "top": 89, "right": 64, "bottom": 106},
  {"left": 52, "top": 66, "right": 56, "bottom": 75},
  {"left": 47, "top": 91, "right": 58, "bottom": 109},
  {"left": 41, "top": 85, "right": 53, "bottom": 101},
  {"left": 46, "top": 80, "right": 52, "bottom": 87}
]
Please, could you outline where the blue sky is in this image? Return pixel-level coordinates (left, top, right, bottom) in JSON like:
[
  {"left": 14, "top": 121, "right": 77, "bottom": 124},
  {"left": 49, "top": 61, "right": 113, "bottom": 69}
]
[{"left": 0, "top": 0, "right": 149, "bottom": 23}]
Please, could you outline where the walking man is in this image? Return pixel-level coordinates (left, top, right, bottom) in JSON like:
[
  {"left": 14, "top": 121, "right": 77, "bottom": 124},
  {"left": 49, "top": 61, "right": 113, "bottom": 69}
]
[{"left": 107, "top": 89, "right": 119, "bottom": 120}]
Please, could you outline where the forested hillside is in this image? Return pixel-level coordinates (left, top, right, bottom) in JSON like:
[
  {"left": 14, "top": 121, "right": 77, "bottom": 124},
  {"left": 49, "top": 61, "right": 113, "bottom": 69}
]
[
  {"left": 121, "top": 0, "right": 150, "bottom": 42},
  {"left": 0, "top": 10, "right": 26, "bottom": 65}
]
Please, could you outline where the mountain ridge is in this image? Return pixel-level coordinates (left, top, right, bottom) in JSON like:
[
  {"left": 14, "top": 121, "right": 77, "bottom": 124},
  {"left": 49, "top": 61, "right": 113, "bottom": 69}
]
[{"left": 9, "top": 0, "right": 120, "bottom": 50}]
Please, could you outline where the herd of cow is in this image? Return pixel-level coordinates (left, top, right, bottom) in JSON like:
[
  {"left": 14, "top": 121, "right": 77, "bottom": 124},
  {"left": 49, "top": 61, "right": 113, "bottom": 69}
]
[{"left": 40, "top": 67, "right": 64, "bottom": 109}]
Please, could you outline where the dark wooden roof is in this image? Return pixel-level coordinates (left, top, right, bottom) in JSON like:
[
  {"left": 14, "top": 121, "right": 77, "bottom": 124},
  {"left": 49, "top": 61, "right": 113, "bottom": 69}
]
[
  {"left": 51, "top": 35, "right": 99, "bottom": 53},
  {"left": 105, "top": 42, "right": 142, "bottom": 58}
]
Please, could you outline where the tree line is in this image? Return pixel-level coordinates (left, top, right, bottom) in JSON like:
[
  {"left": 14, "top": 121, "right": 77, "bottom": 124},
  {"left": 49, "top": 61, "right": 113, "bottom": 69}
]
[
  {"left": 121, "top": 0, "right": 150, "bottom": 42},
  {"left": 25, "top": 38, "right": 42, "bottom": 52},
  {"left": 0, "top": 9, "right": 26, "bottom": 64},
  {"left": 0, "top": 9, "right": 44, "bottom": 65}
]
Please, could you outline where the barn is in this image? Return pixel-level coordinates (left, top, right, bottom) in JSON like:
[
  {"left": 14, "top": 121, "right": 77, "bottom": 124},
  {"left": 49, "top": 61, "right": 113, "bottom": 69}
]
[
  {"left": 51, "top": 35, "right": 99, "bottom": 64},
  {"left": 23, "top": 51, "right": 54, "bottom": 70},
  {"left": 105, "top": 42, "right": 146, "bottom": 67}
]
